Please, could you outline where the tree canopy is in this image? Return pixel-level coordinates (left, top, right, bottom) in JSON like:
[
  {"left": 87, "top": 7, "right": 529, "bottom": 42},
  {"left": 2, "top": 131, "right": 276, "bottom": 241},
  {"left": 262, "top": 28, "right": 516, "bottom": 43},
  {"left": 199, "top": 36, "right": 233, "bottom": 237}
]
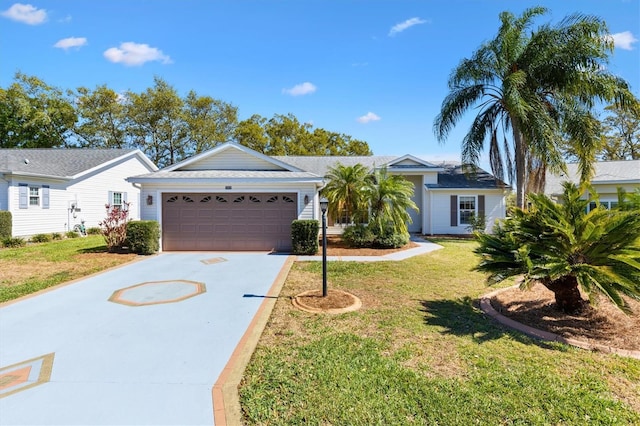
[
  {"left": 434, "top": 7, "right": 638, "bottom": 208},
  {"left": 0, "top": 73, "right": 372, "bottom": 166}
]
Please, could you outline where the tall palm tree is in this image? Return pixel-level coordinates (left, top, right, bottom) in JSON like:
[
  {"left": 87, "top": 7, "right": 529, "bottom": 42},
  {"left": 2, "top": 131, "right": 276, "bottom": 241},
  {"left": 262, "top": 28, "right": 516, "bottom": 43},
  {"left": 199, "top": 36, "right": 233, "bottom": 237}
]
[
  {"left": 434, "top": 7, "right": 637, "bottom": 208},
  {"left": 321, "top": 163, "right": 370, "bottom": 225},
  {"left": 475, "top": 182, "right": 640, "bottom": 314},
  {"left": 365, "top": 167, "right": 418, "bottom": 235}
]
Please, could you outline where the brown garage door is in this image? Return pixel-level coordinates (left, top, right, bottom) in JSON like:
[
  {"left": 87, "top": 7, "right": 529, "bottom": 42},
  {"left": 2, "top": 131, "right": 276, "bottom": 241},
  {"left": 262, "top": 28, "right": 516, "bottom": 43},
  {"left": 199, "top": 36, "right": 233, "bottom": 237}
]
[{"left": 162, "top": 193, "right": 298, "bottom": 251}]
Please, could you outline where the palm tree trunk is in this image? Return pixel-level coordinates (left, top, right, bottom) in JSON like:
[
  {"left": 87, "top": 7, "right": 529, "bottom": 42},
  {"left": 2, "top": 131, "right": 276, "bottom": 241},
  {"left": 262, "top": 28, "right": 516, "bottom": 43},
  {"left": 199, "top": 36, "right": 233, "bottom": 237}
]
[
  {"left": 512, "top": 120, "right": 526, "bottom": 209},
  {"left": 545, "top": 276, "right": 585, "bottom": 313}
]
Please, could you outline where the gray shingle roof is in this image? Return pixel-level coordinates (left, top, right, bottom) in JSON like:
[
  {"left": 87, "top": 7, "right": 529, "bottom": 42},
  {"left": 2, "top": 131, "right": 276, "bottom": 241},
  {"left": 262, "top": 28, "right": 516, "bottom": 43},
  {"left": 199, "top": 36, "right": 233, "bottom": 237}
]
[
  {"left": 273, "top": 156, "right": 398, "bottom": 177},
  {"left": 0, "top": 148, "right": 143, "bottom": 178},
  {"left": 131, "top": 170, "right": 321, "bottom": 180},
  {"left": 426, "top": 164, "right": 509, "bottom": 189},
  {"left": 545, "top": 160, "right": 640, "bottom": 195}
]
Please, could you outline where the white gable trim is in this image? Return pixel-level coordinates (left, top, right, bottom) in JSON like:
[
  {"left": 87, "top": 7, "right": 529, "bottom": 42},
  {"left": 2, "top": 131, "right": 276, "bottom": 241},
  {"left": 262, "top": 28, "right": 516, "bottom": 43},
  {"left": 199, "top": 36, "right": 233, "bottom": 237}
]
[
  {"left": 72, "top": 149, "right": 158, "bottom": 179},
  {"left": 162, "top": 142, "right": 303, "bottom": 172},
  {"left": 383, "top": 154, "right": 439, "bottom": 168}
]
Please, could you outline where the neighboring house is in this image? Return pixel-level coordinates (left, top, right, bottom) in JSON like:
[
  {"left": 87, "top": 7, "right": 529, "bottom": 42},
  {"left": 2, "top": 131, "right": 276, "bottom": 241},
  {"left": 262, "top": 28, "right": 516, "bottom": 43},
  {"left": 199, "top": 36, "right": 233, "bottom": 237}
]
[
  {"left": 129, "top": 142, "right": 509, "bottom": 252},
  {"left": 545, "top": 160, "right": 640, "bottom": 210},
  {"left": 0, "top": 149, "right": 157, "bottom": 237}
]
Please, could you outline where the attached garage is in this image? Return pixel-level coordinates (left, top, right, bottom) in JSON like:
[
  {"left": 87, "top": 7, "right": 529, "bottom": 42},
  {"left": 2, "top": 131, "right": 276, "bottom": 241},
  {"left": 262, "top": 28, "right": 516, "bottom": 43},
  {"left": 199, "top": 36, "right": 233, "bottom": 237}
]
[{"left": 162, "top": 192, "right": 298, "bottom": 251}]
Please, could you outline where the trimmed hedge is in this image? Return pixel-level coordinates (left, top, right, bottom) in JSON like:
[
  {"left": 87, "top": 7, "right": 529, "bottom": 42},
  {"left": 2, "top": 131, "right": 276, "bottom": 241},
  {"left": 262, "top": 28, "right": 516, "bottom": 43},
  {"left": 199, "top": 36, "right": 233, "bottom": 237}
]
[
  {"left": 126, "top": 220, "right": 160, "bottom": 255},
  {"left": 343, "top": 223, "right": 409, "bottom": 249},
  {"left": 342, "top": 224, "right": 375, "bottom": 248},
  {"left": 291, "top": 220, "right": 319, "bottom": 255},
  {"left": 31, "top": 233, "right": 52, "bottom": 243},
  {"left": 0, "top": 211, "right": 11, "bottom": 239}
]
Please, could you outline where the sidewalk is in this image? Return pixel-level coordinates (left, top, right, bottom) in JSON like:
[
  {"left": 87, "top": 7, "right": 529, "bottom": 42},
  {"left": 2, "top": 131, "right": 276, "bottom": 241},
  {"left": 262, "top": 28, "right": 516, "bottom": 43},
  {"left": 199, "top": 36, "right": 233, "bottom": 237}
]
[{"left": 298, "top": 236, "right": 443, "bottom": 262}]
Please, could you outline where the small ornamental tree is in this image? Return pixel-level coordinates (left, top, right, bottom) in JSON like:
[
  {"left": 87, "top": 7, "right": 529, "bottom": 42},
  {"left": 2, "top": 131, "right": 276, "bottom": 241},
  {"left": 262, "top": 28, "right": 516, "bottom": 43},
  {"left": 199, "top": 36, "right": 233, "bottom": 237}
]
[
  {"left": 474, "top": 183, "right": 640, "bottom": 314},
  {"left": 99, "top": 202, "right": 131, "bottom": 252}
]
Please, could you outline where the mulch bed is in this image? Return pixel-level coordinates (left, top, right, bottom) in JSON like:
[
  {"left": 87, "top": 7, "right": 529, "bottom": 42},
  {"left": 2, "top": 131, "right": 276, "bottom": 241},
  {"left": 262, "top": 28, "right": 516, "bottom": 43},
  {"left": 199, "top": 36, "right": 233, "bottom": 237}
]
[
  {"left": 491, "top": 283, "right": 640, "bottom": 351},
  {"left": 318, "top": 235, "right": 418, "bottom": 256}
]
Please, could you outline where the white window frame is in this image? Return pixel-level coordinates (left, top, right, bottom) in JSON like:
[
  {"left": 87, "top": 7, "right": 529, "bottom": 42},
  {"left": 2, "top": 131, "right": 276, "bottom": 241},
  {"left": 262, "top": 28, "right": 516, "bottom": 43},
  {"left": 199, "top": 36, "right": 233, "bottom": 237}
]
[
  {"left": 29, "top": 186, "right": 40, "bottom": 207},
  {"left": 458, "top": 195, "right": 476, "bottom": 226},
  {"left": 588, "top": 199, "right": 618, "bottom": 212},
  {"left": 112, "top": 192, "right": 123, "bottom": 210}
]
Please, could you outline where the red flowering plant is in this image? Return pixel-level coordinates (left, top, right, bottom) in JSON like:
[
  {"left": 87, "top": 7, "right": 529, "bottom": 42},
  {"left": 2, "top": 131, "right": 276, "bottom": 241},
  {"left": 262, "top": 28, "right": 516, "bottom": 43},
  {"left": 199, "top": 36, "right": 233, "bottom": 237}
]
[{"left": 99, "top": 202, "right": 131, "bottom": 252}]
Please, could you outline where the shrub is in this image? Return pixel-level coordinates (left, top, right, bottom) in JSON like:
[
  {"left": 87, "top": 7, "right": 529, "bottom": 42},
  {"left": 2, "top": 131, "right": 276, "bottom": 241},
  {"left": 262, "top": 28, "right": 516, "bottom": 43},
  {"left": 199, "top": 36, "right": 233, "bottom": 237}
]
[
  {"left": 99, "top": 202, "right": 131, "bottom": 252},
  {"left": 374, "top": 231, "right": 410, "bottom": 249},
  {"left": 30, "top": 233, "right": 52, "bottom": 243},
  {"left": 466, "top": 212, "right": 487, "bottom": 233},
  {"left": 66, "top": 231, "right": 79, "bottom": 239},
  {"left": 342, "top": 224, "right": 375, "bottom": 248},
  {"left": 291, "top": 220, "right": 319, "bottom": 255},
  {"left": 126, "top": 221, "right": 160, "bottom": 255},
  {"left": 2, "top": 237, "right": 25, "bottom": 248},
  {"left": 86, "top": 227, "right": 102, "bottom": 235},
  {"left": 0, "top": 211, "right": 11, "bottom": 239},
  {"left": 51, "top": 232, "right": 63, "bottom": 240}
]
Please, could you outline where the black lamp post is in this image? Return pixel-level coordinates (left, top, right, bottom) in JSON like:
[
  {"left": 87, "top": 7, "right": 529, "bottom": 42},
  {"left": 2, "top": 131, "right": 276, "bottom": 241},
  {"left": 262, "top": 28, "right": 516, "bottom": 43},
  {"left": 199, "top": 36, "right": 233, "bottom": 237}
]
[{"left": 320, "top": 197, "right": 329, "bottom": 297}]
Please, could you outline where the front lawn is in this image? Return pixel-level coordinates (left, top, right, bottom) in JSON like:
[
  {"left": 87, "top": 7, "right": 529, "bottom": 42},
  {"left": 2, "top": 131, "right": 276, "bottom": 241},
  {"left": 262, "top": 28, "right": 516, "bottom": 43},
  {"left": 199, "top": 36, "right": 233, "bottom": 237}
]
[
  {"left": 239, "top": 238, "right": 640, "bottom": 425},
  {"left": 0, "top": 235, "right": 138, "bottom": 302}
]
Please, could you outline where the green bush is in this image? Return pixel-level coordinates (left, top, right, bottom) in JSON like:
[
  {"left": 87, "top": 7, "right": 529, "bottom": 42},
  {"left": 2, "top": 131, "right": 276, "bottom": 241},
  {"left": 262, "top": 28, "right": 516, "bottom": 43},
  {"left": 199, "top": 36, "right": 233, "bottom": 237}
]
[
  {"left": 30, "top": 233, "right": 52, "bottom": 243},
  {"left": 291, "top": 220, "right": 319, "bottom": 255},
  {"left": 66, "top": 231, "right": 79, "bottom": 239},
  {"left": 51, "top": 232, "right": 63, "bottom": 240},
  {"left": 126, "top": 220, "right": 160, "bottom": 255},
  {"left": 374, "top": 231, "right": 410, "bottom": 249},
  {"left": 86, "top": 227, "right": 102, "bottom": 235},
  {"left": 342, "top": 224, "right": 375, "bottom": 248},
  {"left": 2, "top": 236, "right": 25, "bottom": 248},
  {"left": 0, "top": 211, "right": 11, "bottom": 239}
]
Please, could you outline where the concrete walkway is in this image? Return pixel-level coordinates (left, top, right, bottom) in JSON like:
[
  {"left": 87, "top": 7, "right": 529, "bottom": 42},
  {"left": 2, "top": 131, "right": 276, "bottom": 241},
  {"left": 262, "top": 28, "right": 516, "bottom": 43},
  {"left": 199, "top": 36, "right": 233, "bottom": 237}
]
[
  {"left": 0, "top": 252, "right": 293, "bottom": 426},
  {"left": 299, "top": 236, "right": 443, "bottom": 261}
]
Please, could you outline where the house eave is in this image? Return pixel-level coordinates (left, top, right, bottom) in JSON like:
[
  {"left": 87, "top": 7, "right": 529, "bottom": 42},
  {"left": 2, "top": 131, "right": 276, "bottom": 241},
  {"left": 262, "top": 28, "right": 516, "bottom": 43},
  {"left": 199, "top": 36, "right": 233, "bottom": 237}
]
[
  {"left": 128, "top": 177, "right": 325, "bottom": 185},
  {"left": 2, "top": 171, "right": 71, "bottom": 182}
]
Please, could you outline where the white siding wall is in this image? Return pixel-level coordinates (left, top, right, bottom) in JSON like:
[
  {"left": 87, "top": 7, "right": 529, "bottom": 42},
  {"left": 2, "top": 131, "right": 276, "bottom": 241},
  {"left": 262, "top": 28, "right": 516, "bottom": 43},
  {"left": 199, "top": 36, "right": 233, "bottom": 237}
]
[
  {"left": 10, "top": 156, "right": 152, "bottom": 237},
  {"left": 428, "top": 190, "right": 506, "bottom": 235},
  {"left": 0, "top": 179, "right": 8, "bottom": 210},
  {"left": 181, "top": 149, "right": 283, "bottom": 171},
  {"left": 588, "top": 183, "right": 639, "bottom": 199},
  {"left": 423, "top": 172, "right": 439, "bottom": 185},
  {"left": 404, "top": 175, "right": 423, "bottom": 233},
  {"left": 139, "top": 181, "right": 319, "bottom": 223}
]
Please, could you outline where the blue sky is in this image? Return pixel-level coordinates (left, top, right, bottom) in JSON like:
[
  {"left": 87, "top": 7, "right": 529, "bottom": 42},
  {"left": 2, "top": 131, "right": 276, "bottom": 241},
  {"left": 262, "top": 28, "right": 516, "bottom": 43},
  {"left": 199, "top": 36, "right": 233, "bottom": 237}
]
[{"left": 1, "top": 0, "right": 639, "bottom": 165}]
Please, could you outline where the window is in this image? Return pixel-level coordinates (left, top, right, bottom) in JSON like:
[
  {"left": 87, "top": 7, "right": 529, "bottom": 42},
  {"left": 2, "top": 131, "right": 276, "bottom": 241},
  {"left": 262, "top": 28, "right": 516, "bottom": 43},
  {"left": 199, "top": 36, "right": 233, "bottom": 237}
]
[
  {"left": 588, "top": 200, "right": 618, "bottom": 212},
  {"left": 29, "top": 187, "right": 40, "bottom": 206},
  {"left": 459, "top": 196, "right": 476, "bottom": 225},
  {"left": 112, "top": 192, "right": 123, "bottom": 210},
  {"left": 109, "top": 191, "right": 128, "bottom": 211}
]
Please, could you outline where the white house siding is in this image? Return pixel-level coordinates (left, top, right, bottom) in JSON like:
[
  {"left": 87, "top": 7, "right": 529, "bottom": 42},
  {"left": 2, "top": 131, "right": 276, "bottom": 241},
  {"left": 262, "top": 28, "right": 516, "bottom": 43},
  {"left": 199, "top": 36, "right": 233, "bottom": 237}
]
[
  {"left": 138, "top": 181, "right": 318, "bottom": 224},
  {"left": 181, "top": 149, "right": 283, "bottom": 171},
  {"left": 9, "top": 156, "right": 150, "bottom": 237},
  {"left": 0, "top": 179, "right": 8, "bottom": 210},
  {"left": 9, "top": 177, "right": 67, "bottom": 236},
  {"left": 587, "top": 183, "right": 638, "bottom": 200},
  {"left": 428, "top": 190, "right": 505, "bottom": 235}
]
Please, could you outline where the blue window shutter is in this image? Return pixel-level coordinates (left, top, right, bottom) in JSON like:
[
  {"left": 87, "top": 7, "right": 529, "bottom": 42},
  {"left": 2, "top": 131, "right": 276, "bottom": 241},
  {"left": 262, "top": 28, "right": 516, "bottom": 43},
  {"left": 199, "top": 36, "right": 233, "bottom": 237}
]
[
  {"left": 450, "top": 195, "right": 457, "bottom": 227},
  {"left": 19, "top": 184, "right": 28, "bottom": 209},
  {"left": 42, "top": 185, "right": 50, "bottom": 209}
]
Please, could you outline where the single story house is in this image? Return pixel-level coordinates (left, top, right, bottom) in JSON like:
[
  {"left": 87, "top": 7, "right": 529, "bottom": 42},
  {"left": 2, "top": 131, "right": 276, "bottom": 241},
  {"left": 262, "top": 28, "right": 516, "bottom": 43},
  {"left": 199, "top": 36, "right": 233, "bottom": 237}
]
[
  {"left": 129, "top": 143, "right": 509, "bottom": 252},
  {"left": 0, "top": 149, "right": 157, "bottom": 237},
  {"left": 545, "top": 159, "right": 640, "bottom": 210}
]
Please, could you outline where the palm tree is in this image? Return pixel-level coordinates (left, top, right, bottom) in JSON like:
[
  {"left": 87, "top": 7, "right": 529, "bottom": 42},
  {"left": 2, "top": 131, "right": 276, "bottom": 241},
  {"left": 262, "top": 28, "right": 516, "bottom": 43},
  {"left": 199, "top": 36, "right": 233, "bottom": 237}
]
[
  {"left": 321, "top": 163, "right": 370, "bottom": 225},
  {"left": 364, "top": 167, "right": 418, "bottom": 235},
  {"left": 434, "top": 7, "right": 637, "bottom": 209},
  {"left": 475, "top": 182, "right": 640, "bottom": 313}
]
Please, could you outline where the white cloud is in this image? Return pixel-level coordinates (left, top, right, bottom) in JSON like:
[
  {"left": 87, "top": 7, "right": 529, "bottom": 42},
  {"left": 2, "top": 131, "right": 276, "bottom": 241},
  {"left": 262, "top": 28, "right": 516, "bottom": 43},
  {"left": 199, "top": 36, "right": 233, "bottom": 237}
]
[
  {"left": 1, "top": 3, "right": 47, "bottom": 25},
  {"left": 282, "top": 82, "right": 317, "bottom": 96},
  {"left": 357, "top": 112, "right": 381, "bottom": 124},
  {"left": 388, "top": 17, "right": 428, "bottom": 37},
  {"left": 54, "top": 37, "right": 87, "bottom": 50},
  {"left": 103, "top": 42, "right": 172, "bottom": 66},
  {"left": 611, "top": 31, "right": 638, "bottom": 50}
]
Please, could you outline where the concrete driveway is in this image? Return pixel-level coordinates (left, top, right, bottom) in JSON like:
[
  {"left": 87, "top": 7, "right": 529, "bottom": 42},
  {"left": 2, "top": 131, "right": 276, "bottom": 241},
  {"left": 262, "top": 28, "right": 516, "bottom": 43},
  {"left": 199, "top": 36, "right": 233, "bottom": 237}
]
[{"left": 0, "top": 252, "right": 293, "bottom": 425}]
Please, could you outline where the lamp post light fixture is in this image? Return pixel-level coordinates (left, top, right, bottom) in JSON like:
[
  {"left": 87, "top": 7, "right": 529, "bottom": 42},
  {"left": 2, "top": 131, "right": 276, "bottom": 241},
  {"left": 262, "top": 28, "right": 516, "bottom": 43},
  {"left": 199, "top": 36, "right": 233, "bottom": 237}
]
[{"left": 319, "top": 197, "right": 329, "bottom": 297}]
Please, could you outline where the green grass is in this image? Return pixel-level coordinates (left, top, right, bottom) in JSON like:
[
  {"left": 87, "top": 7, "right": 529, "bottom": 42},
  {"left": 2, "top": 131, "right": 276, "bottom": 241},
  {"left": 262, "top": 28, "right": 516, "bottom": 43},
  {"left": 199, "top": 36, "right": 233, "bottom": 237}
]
[
  {"left": 0, "top": 235, "right": 136, "bottom": 302},
  {"left": 239, "top": 238, "right": 640, "bottom": 425}
]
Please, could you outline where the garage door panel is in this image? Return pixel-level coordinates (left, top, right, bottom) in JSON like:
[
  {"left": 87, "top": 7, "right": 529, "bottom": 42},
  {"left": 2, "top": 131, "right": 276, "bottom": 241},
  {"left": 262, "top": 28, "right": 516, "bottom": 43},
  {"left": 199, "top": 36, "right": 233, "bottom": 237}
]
[{"left": 162, "top": 192, "right": 297, "bottom": 251}]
